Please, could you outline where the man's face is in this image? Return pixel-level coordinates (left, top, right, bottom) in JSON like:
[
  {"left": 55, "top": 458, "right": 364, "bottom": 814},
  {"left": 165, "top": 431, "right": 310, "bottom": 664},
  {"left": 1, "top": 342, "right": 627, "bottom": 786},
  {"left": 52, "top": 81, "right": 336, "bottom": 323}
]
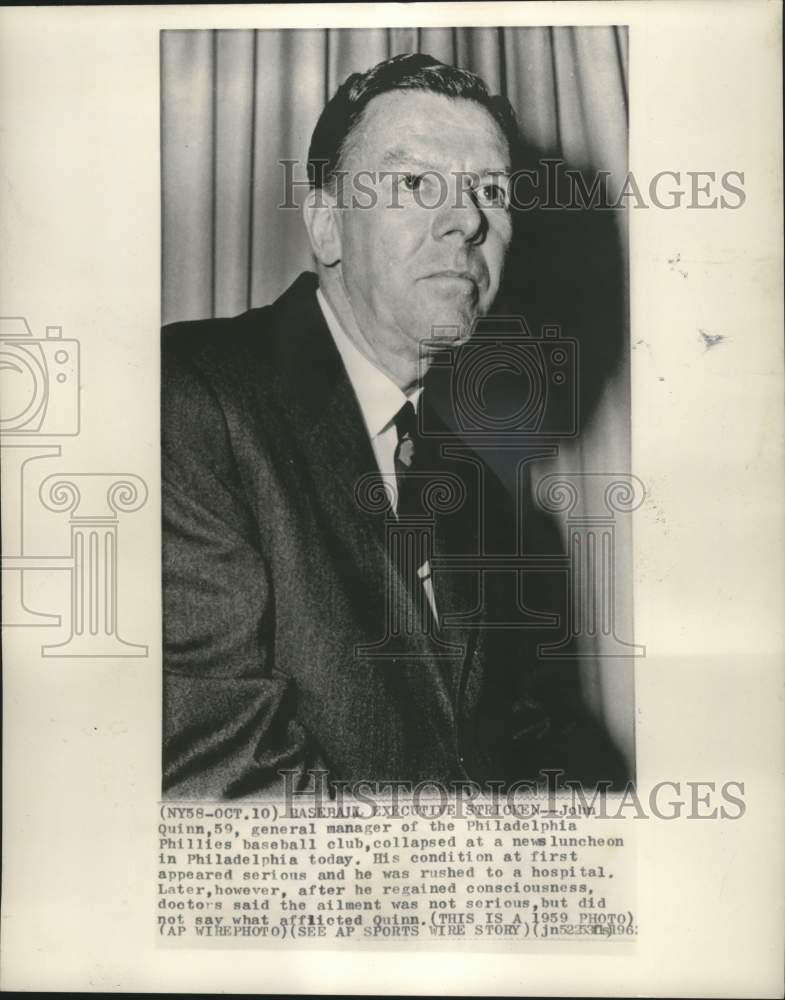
[{"left": 333, "top": 90, "right": 513, "bottom": 366}]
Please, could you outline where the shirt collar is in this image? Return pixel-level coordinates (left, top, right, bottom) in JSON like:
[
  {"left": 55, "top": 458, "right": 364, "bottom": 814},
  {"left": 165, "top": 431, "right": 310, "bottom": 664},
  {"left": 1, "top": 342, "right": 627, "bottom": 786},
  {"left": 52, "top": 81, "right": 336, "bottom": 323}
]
[{"left": 317, "top": 287, "right": 421, "bottom": 439}]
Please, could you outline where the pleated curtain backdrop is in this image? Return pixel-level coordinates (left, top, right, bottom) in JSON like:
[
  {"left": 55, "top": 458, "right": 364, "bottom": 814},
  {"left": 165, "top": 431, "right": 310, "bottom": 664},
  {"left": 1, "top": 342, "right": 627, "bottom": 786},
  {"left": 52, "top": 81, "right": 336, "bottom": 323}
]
[
  {"left": 162, "top": 26, "right": 628, "bottom": 322},
  {"left": 161, "top": 26, "right": 634, "bottom": 770}
]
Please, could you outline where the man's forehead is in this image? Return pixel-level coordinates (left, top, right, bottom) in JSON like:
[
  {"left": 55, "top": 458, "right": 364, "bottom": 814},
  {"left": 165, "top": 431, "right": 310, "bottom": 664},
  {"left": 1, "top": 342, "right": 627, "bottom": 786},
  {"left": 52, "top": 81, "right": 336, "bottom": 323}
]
[{"left": 353, "top": 90, "right": 510, "bottom": 166}]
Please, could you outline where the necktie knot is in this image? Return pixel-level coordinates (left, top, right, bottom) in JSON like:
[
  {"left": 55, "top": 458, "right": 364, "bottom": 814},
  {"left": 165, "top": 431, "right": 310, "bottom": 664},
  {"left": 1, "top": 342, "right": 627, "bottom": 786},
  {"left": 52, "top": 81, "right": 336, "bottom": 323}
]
[
  {"left": 394, "top": 400, "right": 421, "bottom": 476},
  {"left": 393, "top": 400, "right": 418, "bottom": 443}
]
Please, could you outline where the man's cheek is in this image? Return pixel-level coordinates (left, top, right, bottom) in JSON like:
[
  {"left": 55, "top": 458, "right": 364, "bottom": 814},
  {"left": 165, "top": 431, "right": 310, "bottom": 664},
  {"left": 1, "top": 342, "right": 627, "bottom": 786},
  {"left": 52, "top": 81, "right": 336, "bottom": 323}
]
[
  {"left": 488, "top": 240, "right": 509, "bottom": 283},
  {"left": 492, "top": 223, "right": 513, "bottom": 265}
]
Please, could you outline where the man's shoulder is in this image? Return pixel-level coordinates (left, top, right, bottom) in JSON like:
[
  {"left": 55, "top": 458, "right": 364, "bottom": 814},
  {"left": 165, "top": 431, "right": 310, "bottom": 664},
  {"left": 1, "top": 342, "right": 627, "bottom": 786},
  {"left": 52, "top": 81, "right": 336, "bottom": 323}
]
[
  {"left": 162, "top": 306, "right": 270, "bottom": 371},
  {"left": 161, "top": 271, "right": 321, "bottom": 382}
]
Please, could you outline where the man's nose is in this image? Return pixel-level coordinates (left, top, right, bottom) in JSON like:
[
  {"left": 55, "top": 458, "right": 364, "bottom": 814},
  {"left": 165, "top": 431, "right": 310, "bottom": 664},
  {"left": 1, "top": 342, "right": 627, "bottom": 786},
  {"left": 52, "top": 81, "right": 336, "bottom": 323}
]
[{"left": 431, "top": 177, "right": 485, "bottom": 243}]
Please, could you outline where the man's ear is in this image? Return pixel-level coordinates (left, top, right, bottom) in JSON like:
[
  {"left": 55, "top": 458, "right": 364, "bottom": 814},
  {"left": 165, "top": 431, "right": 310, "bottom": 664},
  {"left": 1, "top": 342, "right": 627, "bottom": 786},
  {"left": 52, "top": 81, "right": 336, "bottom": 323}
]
[{"left": 302, "top": 187, "right": 342, "bottom": 267}]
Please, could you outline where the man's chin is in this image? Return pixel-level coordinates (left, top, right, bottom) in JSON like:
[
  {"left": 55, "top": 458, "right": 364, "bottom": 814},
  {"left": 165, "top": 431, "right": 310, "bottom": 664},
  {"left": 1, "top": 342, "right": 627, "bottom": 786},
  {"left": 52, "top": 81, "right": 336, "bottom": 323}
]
[{"left": 416, "top": 305, "right": 482, "bottom": 344}]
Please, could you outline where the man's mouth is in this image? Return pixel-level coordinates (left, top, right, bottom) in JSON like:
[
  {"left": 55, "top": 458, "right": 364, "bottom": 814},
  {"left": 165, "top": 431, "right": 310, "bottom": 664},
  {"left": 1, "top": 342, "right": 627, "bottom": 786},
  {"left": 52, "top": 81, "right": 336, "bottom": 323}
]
[{"left": 422, "top": 270, "right": 482, "bottom": 290}]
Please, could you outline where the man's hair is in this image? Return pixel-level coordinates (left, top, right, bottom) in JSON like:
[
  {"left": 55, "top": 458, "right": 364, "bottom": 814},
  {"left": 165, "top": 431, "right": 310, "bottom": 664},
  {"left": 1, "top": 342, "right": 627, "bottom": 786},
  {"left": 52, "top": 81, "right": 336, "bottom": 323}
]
[{"left": 307, "top": 52, "right": 520, "bottom": 189}]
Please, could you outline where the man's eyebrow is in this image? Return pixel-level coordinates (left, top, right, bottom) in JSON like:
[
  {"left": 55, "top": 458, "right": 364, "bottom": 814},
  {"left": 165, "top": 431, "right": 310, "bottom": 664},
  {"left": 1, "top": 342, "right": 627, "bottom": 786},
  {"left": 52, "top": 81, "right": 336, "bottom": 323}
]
[
  {"left": 380, "top": 149, "right": 511, "bottom": 177},
  {"left": 476, "top": 167, "right": 512, "bottom": 178},
  {"left": 381, "top": 149, "right": 440, "bottom": 170}
]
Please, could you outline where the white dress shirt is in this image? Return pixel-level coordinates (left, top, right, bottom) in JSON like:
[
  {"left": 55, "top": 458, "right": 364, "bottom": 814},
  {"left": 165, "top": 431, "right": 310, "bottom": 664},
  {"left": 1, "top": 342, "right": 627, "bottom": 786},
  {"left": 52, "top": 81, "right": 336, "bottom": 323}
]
[{"left": 317, "top": 288, "right": 438, "bottom": 622}]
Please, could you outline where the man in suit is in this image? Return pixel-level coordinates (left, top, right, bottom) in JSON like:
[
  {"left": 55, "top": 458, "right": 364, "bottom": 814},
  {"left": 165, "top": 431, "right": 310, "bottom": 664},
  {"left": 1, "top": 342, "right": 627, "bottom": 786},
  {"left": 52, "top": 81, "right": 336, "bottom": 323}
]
[{"left": 162, "top": 54, "right": 627, "bottom": 799}]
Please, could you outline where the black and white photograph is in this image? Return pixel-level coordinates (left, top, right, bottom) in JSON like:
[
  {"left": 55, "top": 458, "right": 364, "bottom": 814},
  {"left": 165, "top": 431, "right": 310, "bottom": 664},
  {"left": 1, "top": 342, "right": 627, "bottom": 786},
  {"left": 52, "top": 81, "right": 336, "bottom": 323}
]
[
  {"left": 1, "top": 3, "right": 782, "bottom": 995},
  {"left": 161, "top": 27, "right": 637, "bottom": 800}
]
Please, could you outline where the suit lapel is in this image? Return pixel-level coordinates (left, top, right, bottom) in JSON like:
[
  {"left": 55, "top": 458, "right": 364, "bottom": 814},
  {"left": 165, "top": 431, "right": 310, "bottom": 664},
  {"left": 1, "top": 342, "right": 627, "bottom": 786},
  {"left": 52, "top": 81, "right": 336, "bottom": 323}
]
[{"left": 259, "top": 275, "right": 461, "bottom": 710}]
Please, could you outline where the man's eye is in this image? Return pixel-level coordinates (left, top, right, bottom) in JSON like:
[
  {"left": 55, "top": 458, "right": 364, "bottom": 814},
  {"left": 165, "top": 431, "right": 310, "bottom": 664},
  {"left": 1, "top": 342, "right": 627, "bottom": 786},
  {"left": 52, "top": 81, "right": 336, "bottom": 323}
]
[
  {"left": 477, "top": 183, "right": 508, "bottom": 208},
  {"left": 402, "top": 173, "right": 423, "bottom": 191}
]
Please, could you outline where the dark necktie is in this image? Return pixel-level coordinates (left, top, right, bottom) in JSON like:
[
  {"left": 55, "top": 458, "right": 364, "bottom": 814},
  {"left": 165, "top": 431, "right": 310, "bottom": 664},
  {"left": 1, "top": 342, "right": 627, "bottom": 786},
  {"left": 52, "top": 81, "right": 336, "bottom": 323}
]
[
  {"left": 393, "top": 400, "right": 422, "bottom": 518},
  {"left": 392, "top": 399, "right": 438, "bottom": 633}
]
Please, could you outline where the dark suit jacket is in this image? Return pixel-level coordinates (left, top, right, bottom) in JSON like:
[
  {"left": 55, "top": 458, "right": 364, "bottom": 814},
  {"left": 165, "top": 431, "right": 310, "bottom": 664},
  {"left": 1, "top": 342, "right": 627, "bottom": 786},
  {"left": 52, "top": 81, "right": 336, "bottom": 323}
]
[{"left": 162, "top": 272, "right": 627, "bottom": 798}]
